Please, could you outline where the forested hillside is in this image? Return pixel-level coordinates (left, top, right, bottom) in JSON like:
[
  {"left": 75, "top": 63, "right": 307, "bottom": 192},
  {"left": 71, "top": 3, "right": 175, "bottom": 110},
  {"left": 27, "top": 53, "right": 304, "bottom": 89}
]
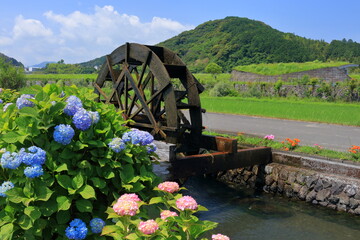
[
  {"left": 158, "top": 17, "right": 360, "bottom": 72},
  {"left": 0, "top": 52, "right": 23, "bottom": 67}
]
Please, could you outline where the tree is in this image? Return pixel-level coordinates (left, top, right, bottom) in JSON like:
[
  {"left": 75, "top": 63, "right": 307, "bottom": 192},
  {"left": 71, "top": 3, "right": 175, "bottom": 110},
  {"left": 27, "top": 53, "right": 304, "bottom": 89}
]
[
  {"left": 205, "top": 62, "right": 222, "bottom": 78},
  {"left": 0, "top": 58, "right": 25, "bottom": 90}
]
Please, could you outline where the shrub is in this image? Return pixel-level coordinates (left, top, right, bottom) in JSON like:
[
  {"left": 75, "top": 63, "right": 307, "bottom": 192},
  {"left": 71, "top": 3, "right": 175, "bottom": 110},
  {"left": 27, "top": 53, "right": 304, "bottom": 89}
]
[
  {"left": 0, "top": 58, "right": 25, "bottom": 90},
  {"left": 209, "top": 82, "right": 237, "bottom": 97},
  {"left": 0, "top": 84, "right": 160, "bottom": 239},
  {"left": 102, "top": 182, "right": 219, "bottom": 239}
]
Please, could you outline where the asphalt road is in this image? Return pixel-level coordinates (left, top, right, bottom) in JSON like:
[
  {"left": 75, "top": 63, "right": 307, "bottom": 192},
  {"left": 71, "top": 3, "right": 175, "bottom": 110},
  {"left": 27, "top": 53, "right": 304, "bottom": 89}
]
[{"left": 201, "top": 112, "right": 360, "bottom": 152}]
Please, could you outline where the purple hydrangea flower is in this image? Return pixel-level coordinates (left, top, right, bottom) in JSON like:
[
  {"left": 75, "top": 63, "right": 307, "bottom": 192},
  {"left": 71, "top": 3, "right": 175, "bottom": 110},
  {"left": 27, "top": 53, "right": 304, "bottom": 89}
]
[
  {"left": 53, "top": 124, "right": 75, "bottom": 145},
  {"left": 24, "top": 164, "right": 43, "bottom": 178},
  {"left": 0, "top": 181, "right": 14, "bottom": 197},
  {"left": 89, "top": 218, "right": 105, "bottom": 234},
  {"left": 108, "top": 137, "right": 126, "bottom": 153},
  {"left": 16, "top": 94, "right": 35, "bottom": 109},
  {"left": 65, "top": 219, "right": 88, "bottom": 240},
  {"left": 0, "top": 99, "right": 3, "bottom": 104},
  {"left": 64, "top": 95, "right": 83, "bottom": 116},
  {"left": 0, "top": 151, "right": 21, "bottom": 169},
  {"left": 73, "top": 109, "right": 92, "bottom": 131}
]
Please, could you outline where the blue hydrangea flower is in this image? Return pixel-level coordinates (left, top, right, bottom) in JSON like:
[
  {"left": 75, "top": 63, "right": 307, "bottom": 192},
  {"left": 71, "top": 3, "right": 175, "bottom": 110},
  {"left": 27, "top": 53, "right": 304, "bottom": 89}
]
[
  {"left": 65, "top": 219, "right": 88, "bottom": 240},
  {"left": 64, "top": 95, "right": 83, "bottom": 116},
  {"left": 88, "top": 111, "right": 100, "bottom": 124},
  {"left": 0, "top": 181, "right": 14, "bottom": 197},
  {"left": 27, "top": 146, "right": 46, "bottom": 165},
  {"left": 73, "top": 109, "right": 92, "bottom": 131},
  {"left": 17, "top": 148, "right": 33, "bottom": 166},
  {"left": 53, "top": 124, "right": 75, "bottom": 145},
  {"left": 60, "top": 91, "right": 66, "bottom": 98},
  {"left": 24, "top": 164, "right": 43, "bottom": 178},
  {"left": 146, "top": 143, "right": 157, "bottom": 153},
  {"left": 16, "top": 94, "right": 35, "bottom": 109},
  {"left": 3, "top": 103, "right": 13, "bottom": 112},
  {"left": 0, "top": 99, "right": 3, "bottom": 104},
  {"left": 139, "top": 131, "right": 154, "bottom": 145},
  {"left": 122, "top": 129, "right": 154, "bottom": 145},
  {"left": 0, "top": 151, "right": 21, "bottom": 169},
  {"left": 89, "top": 218, "right": 105, "bottom": 234},
  {"left": 108, "top": 138, "right": 126, "bottom": 153}
]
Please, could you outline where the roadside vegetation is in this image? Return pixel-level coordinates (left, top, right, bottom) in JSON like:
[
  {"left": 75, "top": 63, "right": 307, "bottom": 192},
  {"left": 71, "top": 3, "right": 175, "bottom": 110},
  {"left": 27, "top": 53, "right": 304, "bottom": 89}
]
[{"left": 205, "top": 131, "right": 359, "bottom": 162}]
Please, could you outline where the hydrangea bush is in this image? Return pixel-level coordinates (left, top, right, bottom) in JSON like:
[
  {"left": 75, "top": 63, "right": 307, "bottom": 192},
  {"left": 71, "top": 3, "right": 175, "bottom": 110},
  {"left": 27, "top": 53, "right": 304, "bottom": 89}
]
[
  {"left": 101, "top": 181, "right": 225, "bottom": 240},
  {"left": 0, "top": 84, "right": 160, "bottom": 239}
]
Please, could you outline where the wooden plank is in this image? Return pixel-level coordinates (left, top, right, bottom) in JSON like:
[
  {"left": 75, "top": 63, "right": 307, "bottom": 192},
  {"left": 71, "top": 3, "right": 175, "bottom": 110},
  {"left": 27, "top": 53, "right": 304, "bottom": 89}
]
[{"left": 170, "top": 147, "right": 272, "bottom": 178}]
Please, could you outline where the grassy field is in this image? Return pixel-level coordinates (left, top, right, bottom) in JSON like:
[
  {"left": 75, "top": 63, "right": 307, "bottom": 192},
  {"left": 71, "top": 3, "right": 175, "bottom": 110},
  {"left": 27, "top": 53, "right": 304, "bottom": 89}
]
[
  {"left": 201, "top": 97, "right": 360, "bottom": 126},
  {"left": 233, "top": 61, "right": 350, "bottom": 75},
  {"left": 26, "top": 73, "right": 97, "bottom": 81}
]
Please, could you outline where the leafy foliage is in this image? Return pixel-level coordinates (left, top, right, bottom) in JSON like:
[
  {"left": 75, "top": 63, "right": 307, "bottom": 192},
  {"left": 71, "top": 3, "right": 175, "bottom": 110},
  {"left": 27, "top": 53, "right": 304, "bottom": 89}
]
[
  {"left": 0, "top": 84, "right": 160, "bottom": 239},
  {"left": 0, "top": 58, "right": 26, "bottom": 90}
]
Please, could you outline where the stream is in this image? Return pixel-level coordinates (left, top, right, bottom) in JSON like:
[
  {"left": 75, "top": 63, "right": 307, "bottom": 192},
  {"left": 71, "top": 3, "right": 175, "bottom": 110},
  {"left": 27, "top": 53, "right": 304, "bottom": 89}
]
[{"left": 183, "top": 176, "right": 360, "bottom": 240}]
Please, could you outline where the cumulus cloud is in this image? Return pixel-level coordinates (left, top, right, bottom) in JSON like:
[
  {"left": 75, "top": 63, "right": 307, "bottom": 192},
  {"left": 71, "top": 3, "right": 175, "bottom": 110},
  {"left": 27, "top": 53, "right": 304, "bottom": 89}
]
[
  {"left": 13, "top": 15, "right": 53, "bottom": 39},
  {"left": 0, "top": 5, "right": 193, "bottom": 66}
]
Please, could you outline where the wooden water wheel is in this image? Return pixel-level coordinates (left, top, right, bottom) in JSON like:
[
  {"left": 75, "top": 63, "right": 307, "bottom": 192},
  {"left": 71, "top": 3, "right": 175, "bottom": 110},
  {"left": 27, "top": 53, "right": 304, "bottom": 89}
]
[{"left": 94, "top": 43, "right": 204, "bottom": 153}]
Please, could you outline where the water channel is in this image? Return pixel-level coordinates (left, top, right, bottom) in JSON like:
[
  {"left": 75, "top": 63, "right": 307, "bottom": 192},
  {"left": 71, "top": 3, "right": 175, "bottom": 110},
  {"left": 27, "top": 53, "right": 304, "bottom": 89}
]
[{"left": 183, "top": 176, "right": 360, "bottom": 240}]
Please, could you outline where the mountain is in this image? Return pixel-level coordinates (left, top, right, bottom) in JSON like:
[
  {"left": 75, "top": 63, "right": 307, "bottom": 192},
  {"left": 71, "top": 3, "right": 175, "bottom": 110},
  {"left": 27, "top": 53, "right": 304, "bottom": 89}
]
[
  {"left": 78, "top": 56, "right": 106, "bottom": 68},
  {"left": 0, "top": 53, "right": 24, "bottom": 67},
  {"left": 158, "top": 17, "right": 360, "bottom": 72},
  {"left": 30, "top": 61, "right": 56, "bottom": 68},
  {"left": 79, "top": 17, "right": 360, "bottom": 72}
]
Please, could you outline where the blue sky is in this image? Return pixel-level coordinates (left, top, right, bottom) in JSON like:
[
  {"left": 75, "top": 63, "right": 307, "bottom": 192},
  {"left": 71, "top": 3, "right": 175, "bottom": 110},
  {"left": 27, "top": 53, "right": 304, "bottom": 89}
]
[{"left": 1, "top": 0, "right": 359, "bottom": 66}]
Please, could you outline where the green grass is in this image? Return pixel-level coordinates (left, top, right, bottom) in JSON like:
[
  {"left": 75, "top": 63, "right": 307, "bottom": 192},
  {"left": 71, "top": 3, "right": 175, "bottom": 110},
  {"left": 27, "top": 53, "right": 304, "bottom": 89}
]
[
  {"left": 201, "top": 97, "right": 360, "bottom": 126},
  {"left": 205, "top": 131, "right": 356, "bottom": 162},
  {"left": 26, "top": 73, "right": 97, "bottom": 81},
  {"left": 233, "top": 61, "right": 351, "bottom": 75},
  {"left": 349, "top": 74, "right": 360, "bottom": 80}
]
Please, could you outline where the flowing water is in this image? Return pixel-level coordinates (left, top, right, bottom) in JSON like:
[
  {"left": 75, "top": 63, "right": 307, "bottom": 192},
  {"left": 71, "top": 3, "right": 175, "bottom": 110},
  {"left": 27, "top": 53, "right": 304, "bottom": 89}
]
[{"left": 183, "top": 176, "right": 360, "bottom": 240}]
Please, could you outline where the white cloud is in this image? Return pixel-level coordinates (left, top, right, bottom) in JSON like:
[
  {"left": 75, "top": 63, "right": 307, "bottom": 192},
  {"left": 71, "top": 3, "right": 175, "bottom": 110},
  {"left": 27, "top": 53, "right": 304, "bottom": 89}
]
[
  {"left": 13, "top": 15, "right": 53, "bottom": 39},
  {"left": 0, "top": 5, "right": 194, "bottom": 66}
]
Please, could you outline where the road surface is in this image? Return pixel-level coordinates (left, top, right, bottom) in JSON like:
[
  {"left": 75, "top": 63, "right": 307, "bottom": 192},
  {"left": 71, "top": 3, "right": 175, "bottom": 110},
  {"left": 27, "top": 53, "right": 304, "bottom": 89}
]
[{"left": 201, "top": 112, "right": 360, "bottom": 152}]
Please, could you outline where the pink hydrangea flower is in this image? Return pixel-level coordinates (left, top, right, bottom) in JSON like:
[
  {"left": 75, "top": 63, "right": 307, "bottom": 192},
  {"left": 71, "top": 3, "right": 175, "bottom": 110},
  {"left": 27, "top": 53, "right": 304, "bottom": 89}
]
[
  {"left": 158, "top": 181, "right": 180, "bottom": 193},
  {"left": 138, "top": 219, "right": 159, "bottom": 235},
  {"left": 212, "top": 234, "right": 230, "bottom": 240},
  {"left": 176, "top": 196, "right": 198, "bottom": 211},
  {"left": 118, "top": 193, "right": 141, "bottom": 202},
  {"left": 113, "top": 200, "right": 139, "bottom": 216},
  {"left": 160, "top": 210, "right": 178, "bottom": 221},
  {"left": 264, "top": 134, "right": 275, "bottom": 140}
]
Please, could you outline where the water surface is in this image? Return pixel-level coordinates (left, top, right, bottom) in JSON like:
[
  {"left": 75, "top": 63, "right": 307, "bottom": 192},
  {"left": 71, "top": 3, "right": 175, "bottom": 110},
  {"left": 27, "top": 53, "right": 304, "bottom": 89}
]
[{"left": 183, "top": 176, "right": 360, "bottom": 240}]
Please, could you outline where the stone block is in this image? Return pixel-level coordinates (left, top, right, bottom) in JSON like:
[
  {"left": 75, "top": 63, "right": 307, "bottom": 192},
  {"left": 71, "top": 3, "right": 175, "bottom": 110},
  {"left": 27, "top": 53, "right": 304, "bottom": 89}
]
[
  {"left": 338, "top": 192, "right": 350, "bottom": 205},
  {"left": 306, "top": 190, "right": 317, "bottom": 203},
  {"left": 316, "top": 189, "right": 331, "bottom": 202}
]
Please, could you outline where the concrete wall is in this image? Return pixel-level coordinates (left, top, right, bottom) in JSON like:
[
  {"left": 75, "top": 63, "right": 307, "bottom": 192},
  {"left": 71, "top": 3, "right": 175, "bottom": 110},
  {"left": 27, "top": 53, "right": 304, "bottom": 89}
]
[
  {"left": 216, "top": 151, "right": 360, "bottom": 215},
  {"left": 231, "top": 66, "right": 350, "bottom": 83}
]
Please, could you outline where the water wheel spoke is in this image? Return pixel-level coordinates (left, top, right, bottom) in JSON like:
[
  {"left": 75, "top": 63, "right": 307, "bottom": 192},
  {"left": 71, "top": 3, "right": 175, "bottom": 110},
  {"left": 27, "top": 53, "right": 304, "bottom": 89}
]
[
  {"left": 124, "top": 68, "right": 162, "bottom": 133},
  {"left": 129, "top": 82, "right": 169, "bottom": 119},
  {"left": 106, "top": 69, "right": 126, "bottom": 104}
]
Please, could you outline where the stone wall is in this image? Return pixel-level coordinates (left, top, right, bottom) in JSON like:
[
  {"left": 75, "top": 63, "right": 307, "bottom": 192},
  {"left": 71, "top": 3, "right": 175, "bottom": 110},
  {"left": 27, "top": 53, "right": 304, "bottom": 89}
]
[
  {"left": 231, "top": 67, "right": 350, "bottom": 83},
  {"left": 216, "top": 152, "right": 360, "bottom": 215}
]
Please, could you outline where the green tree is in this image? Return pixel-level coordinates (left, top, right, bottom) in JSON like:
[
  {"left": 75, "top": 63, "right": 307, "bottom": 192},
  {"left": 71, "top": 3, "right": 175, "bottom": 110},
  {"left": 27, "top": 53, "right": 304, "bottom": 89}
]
[
  {"left": 205, "top": 62, "right": 222, "bottom": 78},
  {"left": 0, "top": 58, "right": 25, "bottom": 90}
]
